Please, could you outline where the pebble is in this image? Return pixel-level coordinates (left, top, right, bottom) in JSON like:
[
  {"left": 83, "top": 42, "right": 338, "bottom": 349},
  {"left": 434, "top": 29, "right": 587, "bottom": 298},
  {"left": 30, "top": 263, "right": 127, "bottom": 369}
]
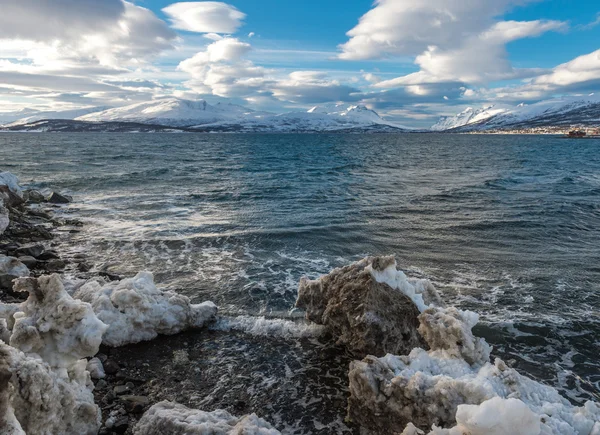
[{"left": 113, "top": 385, "right": 131, "bottom": 395}]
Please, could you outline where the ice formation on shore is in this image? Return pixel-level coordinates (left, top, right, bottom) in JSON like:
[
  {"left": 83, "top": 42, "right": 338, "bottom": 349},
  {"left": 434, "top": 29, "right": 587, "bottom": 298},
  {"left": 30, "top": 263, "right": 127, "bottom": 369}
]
[
  {"left": 0, "top": 256, "right": 30, "bottom": 279},
  {"left": 73, "top": 271, "right": 217, "bottom": 346},
  {"left": 133, "top": 401, "right": 281, "bottom": 434},
  {"left": 347, "top": 304, "right": 600, "bottom": 434},
  {"left": 0, "top": 172, "right": 23, "bottom": 198},
  {"left": 295, "top": 256, "right": 437, "bottom": 357},
  {"left": 0, "top": 274, "right": 107, "bottom": 434}
]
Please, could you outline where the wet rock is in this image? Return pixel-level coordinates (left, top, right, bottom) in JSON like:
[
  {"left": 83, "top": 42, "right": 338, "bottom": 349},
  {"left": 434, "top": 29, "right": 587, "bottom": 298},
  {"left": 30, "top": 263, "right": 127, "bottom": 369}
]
[
  {"left": 24, "top": 189, "right": 45, "bottom": 204},
  {"left": 37, "top": 250, "right": 60, "bottom": 260},
  {"left": 120, "top": 395, "right": 149, "bottom": 413},
  {"left": 47, "top": 191, "right": 72, "bottom": 204},
  {"left": 16, "top": 255, "right": 37, "bottom": 269},
  {"left": 114, "top": 385, "right": 131, "bottom": 395},
  {"left": 26, "top": 208, "right": 52, "bottom": 220},
  {"left": 77, "top": 261, "right": 93, "bottom": 272},
  {"left": 104, "top": 359, "right": 120, "bottom": 375},
  {"left": 96, "top": 379, "right": 108, "bottom": 390},
  {"left": 295, "top": 256, "right": 428, "bottom": 357},
  {"left": 45, "top": 258, "right": 66, "bottom": 272},
  {"left": 0, "top": 185, "right": 24, "bottom": 207},
  {"left": 15, "top": 243, "right": 44, "bottom": 258},
  {"left": 113, "top": 416, "right": 129, "bottom": 434}
]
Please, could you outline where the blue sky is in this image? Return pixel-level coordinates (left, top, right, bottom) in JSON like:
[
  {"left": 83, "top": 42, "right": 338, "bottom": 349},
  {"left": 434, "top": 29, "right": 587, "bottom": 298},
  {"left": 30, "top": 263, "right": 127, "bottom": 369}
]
[{"left": 1, "top": 0, "right": 599, "bottom": 127}]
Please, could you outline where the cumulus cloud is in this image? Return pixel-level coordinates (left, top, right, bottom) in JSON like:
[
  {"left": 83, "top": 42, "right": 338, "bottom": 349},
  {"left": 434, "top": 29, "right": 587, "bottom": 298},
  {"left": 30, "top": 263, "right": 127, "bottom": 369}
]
[
  {"left": 375, "top": 20, "right": 564, "bottom": 86},
  {"left": 163, "top": 2, "right": 245, "bottom": 34},
  {"left": 271, "top": 71, "right": 361, "bottom": 104}
]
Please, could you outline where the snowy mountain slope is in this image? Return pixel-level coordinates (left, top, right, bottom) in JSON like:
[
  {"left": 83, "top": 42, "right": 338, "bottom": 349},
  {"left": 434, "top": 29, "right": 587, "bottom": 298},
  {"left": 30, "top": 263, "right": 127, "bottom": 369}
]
[
  {"left": 2, "top": 98, "right": 408, "bottom": 132},
  {"left": 432, "top": 95, "right": 600, "bottom": 131},
  {"left": 76, "top": 98, "right": 267, "bottom": 127},
  {"left": 191, "top": 104, "right": 409, "bottom": 132},
  {"left": 3, "top": 106, "right": 111, "bottom": 127}
]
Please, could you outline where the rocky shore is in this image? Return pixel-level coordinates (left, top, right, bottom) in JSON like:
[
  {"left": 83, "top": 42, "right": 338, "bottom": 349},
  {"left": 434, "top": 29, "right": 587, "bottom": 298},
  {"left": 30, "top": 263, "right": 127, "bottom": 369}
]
[{"left": 1, "top": 172, "right": 599, "bottom": 435}]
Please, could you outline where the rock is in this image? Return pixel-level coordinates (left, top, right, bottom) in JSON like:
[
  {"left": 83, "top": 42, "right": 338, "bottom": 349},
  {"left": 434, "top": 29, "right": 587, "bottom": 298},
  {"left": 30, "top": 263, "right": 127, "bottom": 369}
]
[
  {"left": 47, "top": 191, "right": 72, "bottom": 204},
  {"left": 45, "top": 258, "right": 66, "bottom": 272},
  {"left": 120, "top": 395, "right": 149, "bottom": 413},
  {"left": 113, "top": 416, "right": 129, "bottom": 434},
  {"left": 37, "top": 250, "right": 60, "bottom": 260},
  {"left": 295, "top": 256, "right": 431, "bottom": 357},
  {"left": 24, "top": 189, "right": 45, "bottom": 204},
  {"left": 0, "top": 203, "right": 9, "bottom": 235},
  {"left": 77, "top": 261, "right": 93, "bottom": 272},
  {"left": 96, "top": 379, "right": 108, "bottom": 390},
  {"left": 114, "top": 385, "right": 131, "bottom": 395},
  {"left": 133, "top": 401, "right": 281, "bottom": 435},
  {"left": 0, "top": 255, "right": 29, "bottom": 291},
  {"left": 87, "top": 357, "right": 106, "bottom": 379},
  {"left": 16, "top": 255, "right": 37, "bottom": 269},
  {"left": 15, "top": 243, "right": 44, "bottom": 258},
  {"left": 104, "top": 359, "right": 120, "bottom": 375}
]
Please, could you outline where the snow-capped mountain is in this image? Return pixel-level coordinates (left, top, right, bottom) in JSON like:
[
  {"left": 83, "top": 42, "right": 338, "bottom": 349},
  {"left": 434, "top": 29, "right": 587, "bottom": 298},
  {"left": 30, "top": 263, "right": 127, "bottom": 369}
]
[
  {"left": 431, "top": 94, "right": 600, "bottom": 131},
  {"left": 3, "top": 106, "right": 111, "bottom": 127},
  {"left": 75, "top": 98, "right": 266, "bottom": 127},
  {"left": 0, "top": 98, "right": 408, "bottom": 132}
]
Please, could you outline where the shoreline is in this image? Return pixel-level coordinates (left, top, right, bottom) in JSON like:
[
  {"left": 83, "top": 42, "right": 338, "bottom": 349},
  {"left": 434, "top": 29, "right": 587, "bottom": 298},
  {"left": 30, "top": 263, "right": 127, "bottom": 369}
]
[{"left": 1, "top": 172, "right": 599, "bottom": 435}]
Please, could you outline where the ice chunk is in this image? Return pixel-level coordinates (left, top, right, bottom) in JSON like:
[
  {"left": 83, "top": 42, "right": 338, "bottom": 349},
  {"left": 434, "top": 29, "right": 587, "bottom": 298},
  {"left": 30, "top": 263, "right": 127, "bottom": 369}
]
[
  {"left": 74, "top": 271, "right": 217, "bottom": 346},
  {"left": 0, "top": 274, "right": 106, "bottom": 435},
  {"left": 86, "top": 357, "right": 105, "bottom": 379},
  {"left": 133, "top": 401, "right": 281, "bottom": 434},
  {"left": 418, "top": 307, "right": 491, "bottom": 366},
  {"left": 348, "top": 305, "right": 600, "bottom": 434},
  {"left": 1, "top": 343, "right": 101, "bottom": 435},
  {"left": 0, "top": 172, "right": 23, "bottom": 198},
  {"left": 296, "top": 256, "right": 429, "bottom": 357},
  {"left": 10, "top": 274, "right": 107, "bottom": 367}
]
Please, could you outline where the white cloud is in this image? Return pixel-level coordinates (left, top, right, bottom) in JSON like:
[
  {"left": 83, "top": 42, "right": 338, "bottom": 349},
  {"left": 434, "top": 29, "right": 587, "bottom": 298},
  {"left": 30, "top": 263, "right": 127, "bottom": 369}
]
[
  {"left": 373, "top": 20, "right": 564, "bottom": 87},
  {"left": 338, "top": 0, "right": 541, "bottom": 61},
  {"left": 163, "top": 2, "right": 245, "bottom": 34}
]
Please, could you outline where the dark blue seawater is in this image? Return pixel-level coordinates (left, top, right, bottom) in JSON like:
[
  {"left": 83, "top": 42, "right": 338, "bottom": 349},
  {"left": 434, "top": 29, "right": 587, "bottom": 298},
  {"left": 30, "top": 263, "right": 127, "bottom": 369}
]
[{"left": 1, "top": 133, "right": 599, "bottom": 431}]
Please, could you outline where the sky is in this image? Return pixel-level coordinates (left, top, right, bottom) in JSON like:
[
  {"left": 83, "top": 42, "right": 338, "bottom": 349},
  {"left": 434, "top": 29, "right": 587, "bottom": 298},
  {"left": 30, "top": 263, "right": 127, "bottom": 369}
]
[{"left": 1, "top": 0, "right": 599, "bottom": 127}]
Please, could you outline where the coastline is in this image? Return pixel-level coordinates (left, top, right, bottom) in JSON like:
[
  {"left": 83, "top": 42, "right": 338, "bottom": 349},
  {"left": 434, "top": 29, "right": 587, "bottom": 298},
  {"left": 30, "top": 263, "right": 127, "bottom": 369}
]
[{"left": 1, "top": 172, "right": 599, "bottom": 435}]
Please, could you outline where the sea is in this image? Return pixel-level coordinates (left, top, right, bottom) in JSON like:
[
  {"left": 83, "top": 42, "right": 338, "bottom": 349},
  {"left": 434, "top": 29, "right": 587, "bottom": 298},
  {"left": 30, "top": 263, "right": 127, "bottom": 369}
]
[{"left": 1, "top": 132, "right": 599, "bottom": 433}]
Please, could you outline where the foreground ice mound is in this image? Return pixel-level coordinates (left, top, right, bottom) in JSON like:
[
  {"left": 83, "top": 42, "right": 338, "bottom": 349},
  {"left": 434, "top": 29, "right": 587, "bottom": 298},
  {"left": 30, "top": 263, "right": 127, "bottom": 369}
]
[
  {"left": 133, "top": 401, "right": 281, "bottom": 434},
  {"left": 295, "top": 256, "right": 440, "bottom": 357},
  {"left": 0, "top": 274, "right": 106, "bottom": 434},
  {"left": 1, "top": 343, "right": 101, "bottom": 435},
  {"left": 348, "top": 305, "right": 600, "bottom": 434},
  {"left": 74, "top": 271, "right": 217, "bottom": 346}
]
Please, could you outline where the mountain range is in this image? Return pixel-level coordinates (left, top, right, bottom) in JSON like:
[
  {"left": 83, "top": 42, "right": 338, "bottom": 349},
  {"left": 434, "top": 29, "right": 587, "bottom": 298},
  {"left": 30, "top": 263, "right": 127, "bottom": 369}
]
[
  {"left": 0, "top": 98, "right": 409, "bottom": 133},
  {"left": 2, "top": 95, "right": 599, "bottom": 133},
  {"left": 431, "top": 94, "right": 600, "bottom": 132}
]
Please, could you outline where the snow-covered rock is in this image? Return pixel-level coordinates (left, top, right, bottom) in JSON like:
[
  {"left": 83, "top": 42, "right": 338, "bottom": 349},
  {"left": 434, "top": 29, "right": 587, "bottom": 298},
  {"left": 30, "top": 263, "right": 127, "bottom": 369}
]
[
  {"left": 296, "top": 256, "right": 441, "bottom": 357},
  {"left": 0, "top": 273, "right": 107, "bottom": 435},
  {"left": 347, "top": 303, "right": 600, "bottom": 434},
  {"left": 73, "top": 271, "right": 217, "bottom": 347},
  {"left": 133, "top": 401, "right": 281, "bottom": 435}
]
